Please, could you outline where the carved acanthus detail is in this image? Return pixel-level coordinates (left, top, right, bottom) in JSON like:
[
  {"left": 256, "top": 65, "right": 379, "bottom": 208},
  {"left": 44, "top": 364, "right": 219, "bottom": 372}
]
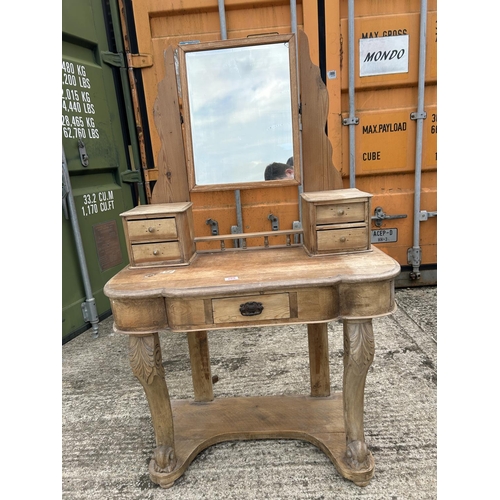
[
  {"left": 344, "top": 321, "right": 375, "bottom": 376},
  {"left": 129, "top": 334, "right": 165, "bottom": 385}
]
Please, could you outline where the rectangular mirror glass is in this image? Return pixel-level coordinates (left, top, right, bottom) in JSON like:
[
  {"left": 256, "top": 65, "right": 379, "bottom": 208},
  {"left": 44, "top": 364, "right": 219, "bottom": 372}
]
[{"left": 178, "top": 34, "right": 300, "bottom": 191}]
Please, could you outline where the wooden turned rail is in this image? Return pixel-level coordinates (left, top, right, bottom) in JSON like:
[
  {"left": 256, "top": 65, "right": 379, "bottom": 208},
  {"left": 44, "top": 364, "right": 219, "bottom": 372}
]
[{"left": 194, "top": 229, "right": 304, "bottom": 252}]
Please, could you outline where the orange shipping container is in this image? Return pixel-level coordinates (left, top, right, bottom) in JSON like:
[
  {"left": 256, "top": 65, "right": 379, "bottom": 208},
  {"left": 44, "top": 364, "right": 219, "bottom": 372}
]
[{"left": 117, "top": 0, "right": 437, "bottom": 286}]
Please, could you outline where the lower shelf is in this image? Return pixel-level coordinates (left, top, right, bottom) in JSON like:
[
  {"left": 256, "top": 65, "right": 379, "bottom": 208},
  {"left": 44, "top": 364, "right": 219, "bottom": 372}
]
[{"left": 149, "top": 393, "right": 374, "bottom": 488}]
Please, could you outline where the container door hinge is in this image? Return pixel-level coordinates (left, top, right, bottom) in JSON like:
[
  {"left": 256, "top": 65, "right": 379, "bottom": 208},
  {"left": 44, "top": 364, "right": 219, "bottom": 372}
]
[
  {"left": 101, "top": 51, "right": 125, "bottom": 68},
  {"left": 126, "top": 53, "right": 153, "bottom": 68},
  {"left": 410, "top": 111, "right": 427, "bottom": 120},
  {"left": 101, "top": 51, "right": 153, "bottom": 69},
  {"left": 371, "top": 206, "right": 407, "bottom": 227},
  {"left": 419, "top": 210, "right": 437, "bottom": 221},
  {"left": 120, "top": 170, "right": 142, "bottom": 183}
]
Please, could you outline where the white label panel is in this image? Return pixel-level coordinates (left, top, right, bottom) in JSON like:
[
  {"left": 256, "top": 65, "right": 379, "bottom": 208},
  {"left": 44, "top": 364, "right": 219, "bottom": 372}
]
[
  {"left": 359, "top": 35, "right": 409, "bottom": 77},
  {"left": 371, "top": 228, "right": 398, "bottom": 243}
]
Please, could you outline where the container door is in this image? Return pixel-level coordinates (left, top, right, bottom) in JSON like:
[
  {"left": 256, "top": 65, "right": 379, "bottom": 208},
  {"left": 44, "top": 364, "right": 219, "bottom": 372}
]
[
  {"left": 326, "top": 0, "right": 437, "bottom": 285},
  {"left": 62, "top": 0, "right": 137, "bottom": 341}
]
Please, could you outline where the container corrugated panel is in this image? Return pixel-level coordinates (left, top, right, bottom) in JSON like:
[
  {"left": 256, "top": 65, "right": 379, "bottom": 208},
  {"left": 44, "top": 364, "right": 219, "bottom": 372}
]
[{"left": 62, "top": 0, "right": 136, "bottom": 340}]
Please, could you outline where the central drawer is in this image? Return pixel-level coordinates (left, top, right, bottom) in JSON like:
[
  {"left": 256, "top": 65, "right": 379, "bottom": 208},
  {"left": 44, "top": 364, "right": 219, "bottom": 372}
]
[
  {"left": 164, "top": 287, "right": 338, "bottom": 331},
  {"left": 212, "top": 293, "right": 291, "bottom": 324}
]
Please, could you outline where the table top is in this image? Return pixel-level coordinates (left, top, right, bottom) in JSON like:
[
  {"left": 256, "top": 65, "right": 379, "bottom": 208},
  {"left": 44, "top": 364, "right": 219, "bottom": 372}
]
[{"left": 104, "top": 246, "right": 400, "bottom": 301}]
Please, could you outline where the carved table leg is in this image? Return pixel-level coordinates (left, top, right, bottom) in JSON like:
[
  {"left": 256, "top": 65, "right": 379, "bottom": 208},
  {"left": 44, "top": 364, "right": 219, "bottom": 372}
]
[
  {"left": 129, "top": 333, "right": 177, "bottom": 487},
  {"left": 307, "top": 323, "right": 331, "bottom": 397},
  {"left": 342, "top": 319, "right": 375, "bottom": 486},
  {"left": 187, "top": 331, "right": 214, "bottom": 402}
]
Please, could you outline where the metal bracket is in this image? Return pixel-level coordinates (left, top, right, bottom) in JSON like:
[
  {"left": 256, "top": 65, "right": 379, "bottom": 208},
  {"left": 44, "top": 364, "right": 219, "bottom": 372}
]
[
  {"left": 407, "top": 247, "right": 422, "bottom": 280},
  {"left": 78, "top": 138, "right": 89, "bottom": 167},
  {"left": 206, "top": 219, "right": 219, "bottom": 236},
  {"left": 101, "top": 51, "right": 153, "bottom": 68},
  {"left": 268, "top": 214, "right": 279, "bottom": 231},
  {"left": 62, "top": 171, "right": 70, "bottom": 220},
  {"left": 126, "top": 53, "right": 154, "bottom": 69},
  {"left": 410, "top": 111, "right": 427, "bottom": 120},
  {"left": 419, "top": 210, "right": 437, "bottom": 221},
  {"left": 407, "top": 247, "right": 422, "bottom": 267},
  {"left": 342, "top": 116, "right": 359, "bottom": 126},
  {"left": 292, "top": 220, "right": 302, "bottom": 244},
  {"left": 371, "top": 206, "right": 407, "bottom": 227},
  {"left": 81, "top": 298, "right": 99, "bottom": 338},
  {"left": 120, "top": 170, "right": 142, "bottom": 183},
  {"left": 101, "top": 51, "right": 125, "bottom": 68},
  {"left": 231, "top": 225, "right": 243, "bottom": 248}
]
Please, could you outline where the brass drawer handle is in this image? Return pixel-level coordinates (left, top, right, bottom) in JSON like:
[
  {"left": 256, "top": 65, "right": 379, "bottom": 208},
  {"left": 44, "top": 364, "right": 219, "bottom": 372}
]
[{"left": 239, "top": 301, "right": 264, "bottom": 316}]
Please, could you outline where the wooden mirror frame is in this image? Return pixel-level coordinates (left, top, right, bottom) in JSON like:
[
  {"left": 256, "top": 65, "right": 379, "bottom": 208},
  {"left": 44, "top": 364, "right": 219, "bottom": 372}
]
[{"left": 177, "top": 33, "right": 301, "bottom": 192}]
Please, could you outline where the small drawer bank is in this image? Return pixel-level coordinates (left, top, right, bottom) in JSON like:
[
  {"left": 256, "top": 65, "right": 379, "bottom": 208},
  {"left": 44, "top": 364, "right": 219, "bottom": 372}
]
[
  {"left": 301, "top": 189, "right": 372, "bottom": 256},
  {"left": 121, "top": 202, "right": 196, "bottom": 267}
]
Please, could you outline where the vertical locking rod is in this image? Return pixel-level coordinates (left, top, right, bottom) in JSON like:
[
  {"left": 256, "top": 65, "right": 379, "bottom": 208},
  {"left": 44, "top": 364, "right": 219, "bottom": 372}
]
[
  {"left": 62, "top": 145, "right": 99, "bottom": 337},
  {"left": 409, "top": 0, "right": 428, "bottom": 279}
]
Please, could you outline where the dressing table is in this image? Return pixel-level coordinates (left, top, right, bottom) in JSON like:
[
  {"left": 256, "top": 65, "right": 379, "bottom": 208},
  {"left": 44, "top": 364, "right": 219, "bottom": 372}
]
[{"left": 104, "top": 31, "right": 400, "bottom": 489}]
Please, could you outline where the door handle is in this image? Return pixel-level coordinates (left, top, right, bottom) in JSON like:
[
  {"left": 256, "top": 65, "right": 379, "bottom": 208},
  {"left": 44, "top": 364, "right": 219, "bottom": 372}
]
[{"left": 371, "top": 206, "right": 407, "bottom": 227}]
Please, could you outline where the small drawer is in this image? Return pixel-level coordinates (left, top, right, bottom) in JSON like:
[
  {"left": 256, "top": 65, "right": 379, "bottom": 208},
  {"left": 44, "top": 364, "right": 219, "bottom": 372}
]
[
  {"left": 317, "top": 226, "right": 368, "bottom": 253},
  {"left": 316, "top": 203, "right": 365, "bottom": 224},
  {"left": 131, "top": 241, "right": 181, "bottom": 264},
  {"left": 127, "top": 218, "right": 177, "bottom": 243},
  {"left": 212, "top": 293, "right": 290, "bottom": 324}
]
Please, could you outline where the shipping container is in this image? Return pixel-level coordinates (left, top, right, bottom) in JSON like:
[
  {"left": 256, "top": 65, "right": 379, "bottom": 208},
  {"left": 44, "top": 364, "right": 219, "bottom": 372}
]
[
  {"left": 62, "top": 0, "right": 146, "bottom": 341},
  {"left": 108, "top": 0, "right": 437, "bottom": 286}
]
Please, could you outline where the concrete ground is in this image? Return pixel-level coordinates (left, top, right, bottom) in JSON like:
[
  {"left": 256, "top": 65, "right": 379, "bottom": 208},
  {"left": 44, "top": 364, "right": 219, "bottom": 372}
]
[{"left": 62, "top": 286, "right": 437, "bottom": 499}]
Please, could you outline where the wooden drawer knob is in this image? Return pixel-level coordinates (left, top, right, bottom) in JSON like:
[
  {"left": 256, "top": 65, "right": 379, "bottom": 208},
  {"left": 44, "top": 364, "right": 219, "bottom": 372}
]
[
  {"left": 339, "top": 237, "right": 346, "bottom": 243},
  {"left": 148, "top": 226, "right": 155, "bottom": 233},
  {"left": 337, "top": 209, "right": 345, "bottom": 216},
  {"left": 153, "top": 249, "right": 160, "bottom": 255}
]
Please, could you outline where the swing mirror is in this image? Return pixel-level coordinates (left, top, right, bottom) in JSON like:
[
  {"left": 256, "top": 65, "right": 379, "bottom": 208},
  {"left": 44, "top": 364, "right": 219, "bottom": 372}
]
[{"left": 178, "top": 34, "right": 300, "bottom": 191}]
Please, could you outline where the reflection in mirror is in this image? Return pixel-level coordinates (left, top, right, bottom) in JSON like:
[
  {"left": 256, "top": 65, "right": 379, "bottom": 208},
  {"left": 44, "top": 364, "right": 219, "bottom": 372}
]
[{"left": 179, "top": 35, "right": 299, "bottom": 189}]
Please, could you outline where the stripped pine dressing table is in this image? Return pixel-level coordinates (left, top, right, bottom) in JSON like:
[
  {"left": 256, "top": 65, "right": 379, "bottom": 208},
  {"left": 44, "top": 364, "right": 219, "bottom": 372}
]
[{"left": 104, "top": 31, "right": 400, "bottom": 488}]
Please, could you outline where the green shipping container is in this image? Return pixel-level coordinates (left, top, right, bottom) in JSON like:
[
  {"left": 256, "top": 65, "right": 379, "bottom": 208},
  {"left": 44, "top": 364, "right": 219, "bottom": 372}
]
[{"left": 62, "top": 0, "right": 142, "bottom": 341}]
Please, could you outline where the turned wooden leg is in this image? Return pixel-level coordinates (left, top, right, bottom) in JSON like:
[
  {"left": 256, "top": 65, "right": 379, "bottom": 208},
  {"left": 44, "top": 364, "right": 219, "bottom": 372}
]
[
  {"left": 342, "top": 319, "right": 375, "bottom": 478},
  {"left": 129, "top": 333, "right": 177, "bottom": 476},
  {"left": 307, "top": 323, "right": 330, "bottom": 397},
  {"left": 187, "top": 331, "right": 214, "bottom": 402}
]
